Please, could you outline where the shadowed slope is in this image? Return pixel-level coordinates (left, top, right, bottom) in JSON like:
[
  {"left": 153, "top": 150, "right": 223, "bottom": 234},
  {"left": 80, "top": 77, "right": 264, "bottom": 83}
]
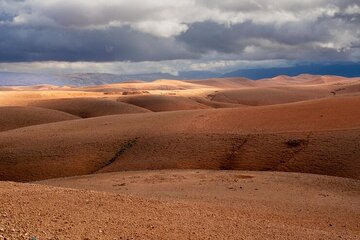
[
  {"left": 29, "top": 98, "right": 151, "bottom": 118},
  {"left": 207, "top": 78, "right": 360, "bottom": 106},
  {"left": 117, "top": 95, "right": 210, "bottom": 112},
  {"left": 95, "top": 129, "right": 360, "bottom": 179},
  {"left": 189, "top": 96, "right": 244, "bottom": 108},
  {"left": 207, "top": 86, "right": 332, "bottom": 106}
]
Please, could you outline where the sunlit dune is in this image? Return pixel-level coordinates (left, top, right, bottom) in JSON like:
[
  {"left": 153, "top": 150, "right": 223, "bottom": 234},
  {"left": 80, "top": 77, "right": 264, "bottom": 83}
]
[{"left": 0, "top": 90, "right": 104, "bottom": 106}]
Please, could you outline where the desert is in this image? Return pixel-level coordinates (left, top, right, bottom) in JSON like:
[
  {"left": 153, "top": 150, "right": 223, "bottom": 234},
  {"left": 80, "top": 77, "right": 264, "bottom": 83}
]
[{"left": 0, "top": 74, "right": 359, "bottom": 239}]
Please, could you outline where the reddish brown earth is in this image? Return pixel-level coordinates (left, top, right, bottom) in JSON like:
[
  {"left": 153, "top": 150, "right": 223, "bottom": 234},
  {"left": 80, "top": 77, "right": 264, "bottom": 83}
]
[
  {"left": 0, "top": 95, "right": 359, "bottom": 182},
  {"left": 0, "top": 74, "right": 359, "bottom": 239},
  {"left": 0, "top": 171, "right": 358, "bottom": 239},
  {"left": 29, "top": 97, "right": 151, "bottom": 118},
  {"left": 117, "top": 95, "right": 210, "bottom": 112},
  {"left": 0, "top": 106, "right": 79, "bottom": 132}
]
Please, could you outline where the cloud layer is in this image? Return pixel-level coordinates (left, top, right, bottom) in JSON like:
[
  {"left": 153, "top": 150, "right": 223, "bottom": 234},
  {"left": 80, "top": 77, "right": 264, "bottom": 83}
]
[{"left": 0, "top": 0, "right": 359, "bottom": 71}]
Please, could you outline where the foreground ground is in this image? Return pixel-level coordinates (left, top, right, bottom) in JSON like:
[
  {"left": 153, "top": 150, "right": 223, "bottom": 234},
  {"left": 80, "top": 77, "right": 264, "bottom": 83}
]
[{"left": 0, "top": 170, "right": 358, "bottom": 239}]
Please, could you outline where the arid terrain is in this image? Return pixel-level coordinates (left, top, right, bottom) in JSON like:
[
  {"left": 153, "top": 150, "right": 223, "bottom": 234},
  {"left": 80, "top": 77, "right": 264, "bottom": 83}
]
[{"left": 0, "top": 75, "right": 359, "bottom": 239}]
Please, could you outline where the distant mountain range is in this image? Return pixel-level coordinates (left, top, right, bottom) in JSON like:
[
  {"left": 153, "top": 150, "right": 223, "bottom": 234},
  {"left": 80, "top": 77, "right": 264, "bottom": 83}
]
[
  {"left": 0, "top": 62, "right": 359, "bottom": 86},
  {"left": 223, "top": 62, "right": 360, "bottom": 79}
]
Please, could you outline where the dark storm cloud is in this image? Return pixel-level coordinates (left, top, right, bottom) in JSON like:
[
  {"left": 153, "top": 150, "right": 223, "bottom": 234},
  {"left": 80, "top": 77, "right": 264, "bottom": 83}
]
[
  {"left": 0, "top": 25, "right": 196, "bottom": 62},
  {"left": 333, "top": 12, "right": 360, "bottom": 24},
  {"left": 0, "top": 12, "right": 14, "bottom": 22},
  {"left": 176, "top": 20, "right": 349, "bottom": 61},
  {"left": 0, "top": 0, "right": 359, "bottom": 63}
]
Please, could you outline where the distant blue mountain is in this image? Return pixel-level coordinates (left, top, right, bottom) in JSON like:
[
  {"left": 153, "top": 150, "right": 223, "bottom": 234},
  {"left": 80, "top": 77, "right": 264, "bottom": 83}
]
[
  {"left": 223, "top": 62, "right": 360, "bottom": 79},
  {"left": 0, "top": 72, "right": 64, "bottom": 86},
  {"left": 0, "top": 72, "right": 176, "bottom": 86}
]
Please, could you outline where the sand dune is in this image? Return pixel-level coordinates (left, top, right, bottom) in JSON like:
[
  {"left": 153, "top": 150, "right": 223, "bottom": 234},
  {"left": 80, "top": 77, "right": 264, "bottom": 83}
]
[
  {"left": 0, "top": 96, "right": 359, "bottom": 181},
  {"left": 29, "top": 97, "right": 151, "bottom": 118},
  {"left": 0, "top": 106, "right": 79, "bottom": 132},
  {"left": 187, "top": 75, "right": 358, "bottom": 89},
  {"left": 206, "top": 76, "right": 360, "bottom": 106},
  {"left": 207, "top": 86, "right": 333, "bottom": 106},
  {"left": 0, "top": 90, "right": 104, "bottom": 106},
  {"left": 81, "top": 79, "right": 210, "bottom": 93},
  {"left": 87, "top": 76, "right": 360, "bottom": 108},
  {"left": 1, "top": 74, "right": 354, "bottom": 109},
  {"left": 117, "top": 95, "right": 210, "bottom": 112}
]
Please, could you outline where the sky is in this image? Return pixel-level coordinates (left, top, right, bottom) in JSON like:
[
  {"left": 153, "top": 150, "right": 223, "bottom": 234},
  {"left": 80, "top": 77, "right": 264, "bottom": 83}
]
[{"left": 0, "top": 0, "right": 359, "bottom": 75}]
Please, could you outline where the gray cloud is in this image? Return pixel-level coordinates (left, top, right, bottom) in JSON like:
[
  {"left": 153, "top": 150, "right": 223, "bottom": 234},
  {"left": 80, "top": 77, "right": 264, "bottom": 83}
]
[
  {"left": 0, "top": 25, "right": 195, "bottom": 62},
  {"left": 0, "top": 0, "right": 359, "bottom": 65},
  {"left": 177, "top": 18, "right": 357, "bottom": 61}
]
